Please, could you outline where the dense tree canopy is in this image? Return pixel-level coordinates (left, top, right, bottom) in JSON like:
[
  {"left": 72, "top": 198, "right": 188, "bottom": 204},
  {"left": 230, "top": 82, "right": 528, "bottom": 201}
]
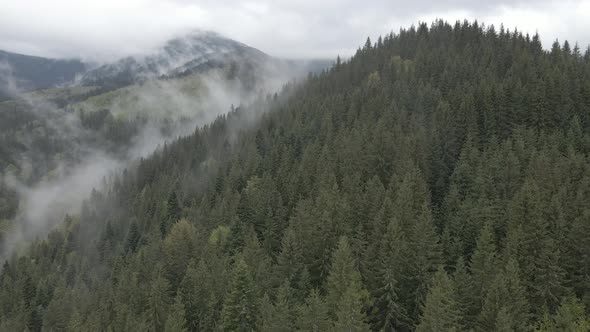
[{"left": 2, "top": 20, "right": 590, "bottom": 331}]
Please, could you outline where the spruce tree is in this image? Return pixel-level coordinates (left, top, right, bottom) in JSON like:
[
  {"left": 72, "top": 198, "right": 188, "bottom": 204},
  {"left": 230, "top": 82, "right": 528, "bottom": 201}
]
[
  {"left": 510, "top": 179, "right": 568, "bottom": 313},
  {"left": 258, "top": 284, "right": 292, "bottom": 332},
  {"left": 326, "top": 237, "right": 370, "bottom": 331},
  {"left": 407, "top": 205, "right": 442, "bottom": 321},
  {"left": 125, "top": 220, "right": 140, "bottom": 253},
  {"left": 165, "top": 296, "right": 187, "bottom": 332},
  {"left": 453, "top": 256, "right": 477, "bottom": 329},
  {"left": 179, "top": 260, "right": 208, "bottom": 331},
  {"left": 370, "top": 218, "right": 409, "bottom": 330},
  {"left": 477, "top": 259, "right": 530, "bottom": 331},
  {"left": 221, "top": 257, "right": 258, "bottom": 331},
  {"left": 470, "top": 223, "right": 497, "bottom": 312},
  {"left": 295, "top": 289, "right": 331, "bottom": 332},
  {"left": 146, "top": 268, "right": 172, "bottom": 332},
  {"left": 416, "top": 266, "right": 463, "bottom": 332}
]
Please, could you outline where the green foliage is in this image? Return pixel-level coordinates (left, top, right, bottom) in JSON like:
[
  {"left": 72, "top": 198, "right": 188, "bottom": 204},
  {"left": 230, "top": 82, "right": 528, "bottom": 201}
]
[
  {"left": 470, "top": 223, "right": 498, "bottom": 312},
  {"left": 163, "top": 219, "right": 195, "bottom": 288},
  {"left": 208, "top": 225, "right": 230, "bottom": 247},
  {"left": 179, "top": 259, "right": 220, "bottom": 331},
  {"left": 477, "top": 258, "right": 530, "bottom": 331},
  {"left": 165, "top": 296, "right": 188, "bottom": 332},
  {"left": 535, "top": 298, "right": 590, "bottom": 331},
  {"left": 295, "top": 289, "right": 331, "bottom": 332},
  {"left": 258, "top": 284, "right": 293, "bottom": 332},
  {"left": 327, "top": 237, "right": 370, "bottom": 331},
  {"left": 125, "top": 220, "right": 141, "bottom": 253},
  {"left": 2, "top": 20, "right": 590, "bottom": 332},
  {"left": 221, "top": 257, "right": 258, "bottom": 331},
  {"left": 416, "top": 266, "right": 463, "bottom": 332},
  {"left": 147, "top": 268, "right": 172, "bottom": 332},
  {"left": 369, "top": 218, "right": 409, "bottom": 330}
]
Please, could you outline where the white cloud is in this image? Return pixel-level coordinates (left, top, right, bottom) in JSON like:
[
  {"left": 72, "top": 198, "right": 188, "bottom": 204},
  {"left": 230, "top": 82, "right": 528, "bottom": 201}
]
[{"left": 0, "top": 0, "right": 588, "bottom": 61}]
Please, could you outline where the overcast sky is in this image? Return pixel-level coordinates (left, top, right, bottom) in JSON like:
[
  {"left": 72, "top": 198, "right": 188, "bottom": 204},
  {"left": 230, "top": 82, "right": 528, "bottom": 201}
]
[{"left": 0, "top": 0, "right": 588, "bottom": 62}]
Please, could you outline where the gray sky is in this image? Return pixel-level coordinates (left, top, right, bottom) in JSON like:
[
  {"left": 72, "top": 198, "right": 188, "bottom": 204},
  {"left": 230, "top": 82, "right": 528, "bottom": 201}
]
[{"left": 0, "top": 0, "right": 588, "bottom": 61}]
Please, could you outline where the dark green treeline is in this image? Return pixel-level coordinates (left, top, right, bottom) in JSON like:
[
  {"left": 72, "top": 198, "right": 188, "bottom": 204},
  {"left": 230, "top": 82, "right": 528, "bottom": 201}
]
[{"left": 2, "top": 20, "right": 590, "bottom": 331}]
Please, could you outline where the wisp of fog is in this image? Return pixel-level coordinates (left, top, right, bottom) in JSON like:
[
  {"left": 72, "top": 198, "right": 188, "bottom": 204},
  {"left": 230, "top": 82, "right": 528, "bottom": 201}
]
[{"left": 0, "top": 59, "right": 307, "bottom": 262}]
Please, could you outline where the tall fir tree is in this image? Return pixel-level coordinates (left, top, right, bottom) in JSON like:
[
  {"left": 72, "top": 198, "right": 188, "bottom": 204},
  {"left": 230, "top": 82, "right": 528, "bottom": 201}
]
[
  {"left": 416, "top": 266, "right": 463, "bottom": 332},
  {"left": 295, "top": 289, "right": 331, "bottom": 332},
  {"left": 165, "top": 296, "right": 187, "bottom": 332},
  {"left": 221, "top": 257, "right": 258, "bottom": 332},
  {"left": 326, "top": 237, "right": 370, "bottom": 331}
]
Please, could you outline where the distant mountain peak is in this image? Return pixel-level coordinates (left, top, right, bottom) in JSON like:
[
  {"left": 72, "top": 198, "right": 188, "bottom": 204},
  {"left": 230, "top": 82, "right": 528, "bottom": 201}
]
[{"left": 79, "top": 31, "right": 267, "bottom": 88}]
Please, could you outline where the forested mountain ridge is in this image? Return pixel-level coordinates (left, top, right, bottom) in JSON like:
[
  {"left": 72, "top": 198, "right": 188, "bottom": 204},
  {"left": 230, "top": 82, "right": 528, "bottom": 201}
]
[
  {"left": 0, "top": 32, "right": 323, "bottom": 253},
  {"left": 2, "top": 19, "right": 590, "bottom": 331}
]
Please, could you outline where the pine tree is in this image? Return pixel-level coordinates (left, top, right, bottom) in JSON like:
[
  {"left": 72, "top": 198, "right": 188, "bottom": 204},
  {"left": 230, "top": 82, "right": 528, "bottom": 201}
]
[
  {"left": 510, "top": 179, "right": 568, "bottom": 313},
  {"left": 326, "top": 237, "right": 370, "bottom": 331},
  {"left": 221, "top": 257, "right": 258, "bottom": 331},
  {"left": 494, "top": 307, "right": 515, "bottom": 332},
  {"left": 42, "top": 288, "right": 71, "bottom": 331},
  {"left": 162, "top": 191, "right": 181, "bottom": 236},
  {"left": 68, "top": 309, "right": 83, "bottom": 331},
  {"left": 258, "top": 284, "right": 292, "bottom": 332},
  {"left": 179, "top": 261, "right": 203, "bottom": 331},
  {"left": 147, "top": 268, "right": 172, "bottom": 332},
  {"left": 167, "top": 191, "right": 181, "bottom": 221},
  {"left": 163, "top": 219, "right": 195, "bottom": 288},
  {"left": 535, "top": 298, "right": 590, "bottom": 331},
  {"left": 370, "top": 218, "right": 409, "bottom": 330},
  {"left": 364, "top": 196, "right": 395, "bottom": 293},
  {"left": 406, "top": 205, "right": 442, "bottom": 321},
  {"left": 553, "top": 297, "right": 590, "bottom": 331},
  {"left": 477, "top": 259, "right": 530, "bottom": 331},
  {"left": 470, "top": 223, "right": 497, "bottom": 312},
  {"left": 165, "top": 296, "right": 187, "bottom": 332},
  {"left": 295, "top": 289, "right": 331, "bottom": 332},
  {"left": 22, "top": 275, "right": 36, "bottom": 309},
  {"left": 453, "top": 257, "right": 476, "bottom": 329},
  {"left": 566, "top": 210, "right": 590, "bottom": 305},
  {"left": 125, "top": 220, "right": 140, "bottom": 253},
  {"left": 276, "top": 228, "right": 308, "bottom": 302},
  {"left": 416, "top": 266, "right": 463, "bottom": 332},
  {"left": 333, "top": 287, "right": 371, "bottom": 332}
]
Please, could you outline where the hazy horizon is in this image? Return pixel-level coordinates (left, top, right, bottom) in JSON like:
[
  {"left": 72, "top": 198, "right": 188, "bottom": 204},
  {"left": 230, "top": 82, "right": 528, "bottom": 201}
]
[{"left": 1, "top": 0, "right": 589, "bottom": 62}]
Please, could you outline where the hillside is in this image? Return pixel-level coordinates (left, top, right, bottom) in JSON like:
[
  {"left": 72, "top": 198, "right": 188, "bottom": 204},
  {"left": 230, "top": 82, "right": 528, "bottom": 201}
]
[
  {"left": 0, "top": 50, "right": 86, "bottom": 99},
  {"left": 0, "top": 31, "right": 322, "bottom": 252},
  {"left": 79, "top": 31, "right": 327, "bottom": 90},
  {"left": 0, "top": 30, "right": 328, "bottom": 99},
  {"left": 1, "top": 20, "right": 590, "bottom": 331}
]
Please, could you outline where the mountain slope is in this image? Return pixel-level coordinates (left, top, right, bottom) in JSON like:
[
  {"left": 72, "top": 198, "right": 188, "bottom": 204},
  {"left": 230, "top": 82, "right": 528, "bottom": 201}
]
[
  {"left": 0, "top": 50, "right": 86, "bottom": 99},
  {"left": 1, "top": 31, "right": 330, "bottom": 98},
  {"left": 2, "top": 20, "right": 590, "bottom": 331},
  {"left": 80, "top": 30, "right": 331, "bottom": 90},
  {"left": 0, "top": 55, "right": 292, "bottom": 250},
  {"left": 0, "top": 31, "right": 324, "bottom": 244},
  {"left": 80, "top": 31, "right": 274, "bottom": 88}
]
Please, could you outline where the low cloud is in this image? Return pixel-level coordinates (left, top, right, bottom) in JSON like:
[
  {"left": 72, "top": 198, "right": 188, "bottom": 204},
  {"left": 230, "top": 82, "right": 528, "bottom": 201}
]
[
  {"left": 0, "top": 0, "right": 588, "bottom": 62},
  {"left": 0, "top": 61, "right": 21, "bottom": 97},
  {"left": 0, "top": 56, "right": 307, "bottom": 260}
]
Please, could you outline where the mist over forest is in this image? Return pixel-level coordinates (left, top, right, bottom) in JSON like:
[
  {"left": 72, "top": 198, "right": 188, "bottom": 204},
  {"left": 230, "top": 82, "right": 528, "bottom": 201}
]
[
  {"left": 0, "top": 32, "right": 325, "bottom": 261},
  {"left": 1, "top": 2, "right": 590, "bottom": 331}
]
